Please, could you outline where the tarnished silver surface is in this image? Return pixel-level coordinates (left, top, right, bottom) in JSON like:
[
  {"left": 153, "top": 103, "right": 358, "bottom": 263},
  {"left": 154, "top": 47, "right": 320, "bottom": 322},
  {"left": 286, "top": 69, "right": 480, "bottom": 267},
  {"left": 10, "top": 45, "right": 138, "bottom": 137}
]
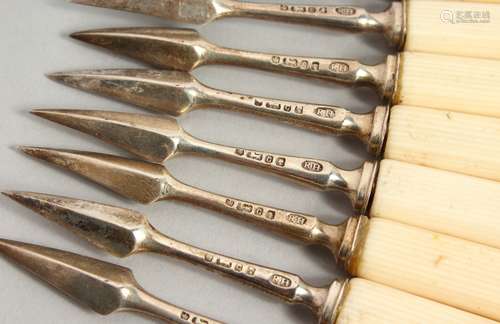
[
  {"left": 0, "top": 238, "right": 222, "bottom": 323},
  {"left": 0, "top": 1, "right": 394, "bottom": 322},
  {"left": 4, "top": 191, "right": 350, "bottom": 324},
  {"left": 47, "top": 69, "right": 386, "bottom": 153},
  {"left": 28, "top": 113, "right": 377, "bottom": 212},
  {"left": 19, "top": 146, "right": 370, "bottom": 233},
  {"left": 70, "top": 0, "right": 406, "bottom": 48},
  {"left": 70, "top": 27, "right": 399, "bottom": 100},
  {"left": 336, "top": 215, "right": 370, "bottom": 274}
]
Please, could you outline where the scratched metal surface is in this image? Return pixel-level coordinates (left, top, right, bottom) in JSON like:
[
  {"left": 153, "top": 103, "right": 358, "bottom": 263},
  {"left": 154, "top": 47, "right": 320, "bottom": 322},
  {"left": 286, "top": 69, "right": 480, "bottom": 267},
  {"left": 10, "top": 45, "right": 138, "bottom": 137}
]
[{"left": 0, "top": 0, "right": 388, "bottom": 323}]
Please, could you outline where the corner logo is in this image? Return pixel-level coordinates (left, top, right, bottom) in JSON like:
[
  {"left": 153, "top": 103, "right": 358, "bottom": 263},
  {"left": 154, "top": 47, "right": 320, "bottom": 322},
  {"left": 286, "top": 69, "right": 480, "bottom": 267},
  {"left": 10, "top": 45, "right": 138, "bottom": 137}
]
[{"left": 441, "top": 9, "right": 491, "bottom": 24}]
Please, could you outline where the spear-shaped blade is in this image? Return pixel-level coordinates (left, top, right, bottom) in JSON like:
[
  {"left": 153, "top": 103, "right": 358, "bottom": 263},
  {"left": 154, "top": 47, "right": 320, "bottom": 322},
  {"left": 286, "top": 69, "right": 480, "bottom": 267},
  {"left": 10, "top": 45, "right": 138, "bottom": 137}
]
[
  {"left": 2, "top": 191, "right": 148, "bottom": 257},
  {"left": 69, "top": 0, "right": 405, "bottom": 48},
  {"left": 45, "top": 69, "right": 387, "bottom": 154},
  {"left": 19, "top": 144, "right": 374, "bottom": 212},
  {"left": 14, "top": 148, "right": 352, "bottom": 252},
  {"left": 18, "top": 147, "right": 171, "bottom": 204},
  {"left": 31, "top": 109, "right": 184, "bottom": 163},
  {"left": 47, "top": 69, "right": 200, "bottom": 116},
  {"left": 0, "top": 238, "right": 136, "bottom": 315},
  {"left": 71, "top": 28, "right": 208, "bottom": 71},
  {"left": 70, "top": 27, "right": 396, "bottom": 99},
  {"left": 71, "top": 0, "right": 222, "bottom": 24},
  {"left": 0, "top": 238, "right": 222, "bottom": 323},
  {"left": 3, "top": 192, "right": 344, "bottom": 322}
]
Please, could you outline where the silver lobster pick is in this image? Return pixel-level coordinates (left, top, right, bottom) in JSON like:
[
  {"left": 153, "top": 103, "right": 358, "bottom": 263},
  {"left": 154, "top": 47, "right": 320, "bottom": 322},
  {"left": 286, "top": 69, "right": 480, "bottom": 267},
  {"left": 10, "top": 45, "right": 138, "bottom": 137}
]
[
  {"left": 70, "top": 0, "right": 405, "bottom": 48},
  {"left": 47, "top": 70, "right": 388, "bottom": 155},
  {"left": 24, "top": 110, "right": 377, "bottom": 213},
  {"left": 70, "top": 27, "right": 398, "bottom": 99},
  {"left": 4, "top": 192, "right": 348, "bottom": 324},
  {"left": 0, "top": 238, "right": 222, "bottom": 323},
  {"left": 17, "top": 146, "right": 351, "bottom": 248}
]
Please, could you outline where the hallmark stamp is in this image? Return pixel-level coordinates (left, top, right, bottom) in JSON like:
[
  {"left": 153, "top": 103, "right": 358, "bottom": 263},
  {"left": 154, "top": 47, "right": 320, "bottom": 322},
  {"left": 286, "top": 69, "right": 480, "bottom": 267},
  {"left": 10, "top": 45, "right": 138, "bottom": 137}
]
[
  {"left": 302, "top": 161, "right": 324, "bottom": 172},
  {"left": 315, "top": 107, "right": 336, "bottom": 119},
  {"left": 271, "top": 56, "right": 321, "bottom": 72},
  {"left": 336, "top": 7, "right": 357, "bottom": 16},
  {"left": 286, "top": 214, "right": 308, "bottom": 225},
  {"left": 271, "top": 274, "right": 293, "bottom": 288},
  {"left": 329, "top": 62, "right": 350, "bottom": 73},
  {"left": 235, "top": 149, "right": 287, "bottom": 167}
]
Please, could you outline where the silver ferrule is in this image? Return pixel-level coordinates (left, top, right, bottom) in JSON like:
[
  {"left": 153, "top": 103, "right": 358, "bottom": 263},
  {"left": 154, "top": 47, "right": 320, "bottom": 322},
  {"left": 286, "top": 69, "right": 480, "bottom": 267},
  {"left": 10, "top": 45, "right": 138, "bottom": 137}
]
[
  {"left": 380, "top": 54, "right": 400, "bottom": 103},
  {"left": 337, "top": 216, "right": 371, "bottom": 274},
  {"left": 382, "top": 1, "right": 407, "bottom": 50},
  {"left": 351, "top": 161, "right": 379, "bottom": 214},
  {"left": 317, "top": 279, "right": 350, "bottom": 324},
  {"left": 367, "top": 105, "right": 391, "bottom": 156}
]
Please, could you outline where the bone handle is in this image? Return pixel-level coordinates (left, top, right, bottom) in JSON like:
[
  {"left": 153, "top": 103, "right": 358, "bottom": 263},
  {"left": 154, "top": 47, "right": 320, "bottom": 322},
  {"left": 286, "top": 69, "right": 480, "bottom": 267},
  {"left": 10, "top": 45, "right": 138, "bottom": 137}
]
[
  {"left": 457, "top": 0, "right": 500, "bottom": 2},
  {"left": 352, "top": 218, "right": 500, "bottom": 321},
  {"left": 385, "top": 105, "right": 500, "bottom": 181},
  {"left": 208, "top": 47, "right": 395, "bottom": 98},
  {"left": 223, "top": 1, "right": 404, "bottom": 47},
  {"left": 396, "top": 52, "right": 500, "bottom": 118},
  {"left": 455, "top": 0, "right": 500, "bottom": 2},
  {"left": 405, "top": 0, "right": 500, "bottom": 60},
  {"left": 130, "top": 289, "right": 223, "bottom": 324},
  {"left": 146, "top": 231, "right": 327, "bottom": 310},
  {"left": 199, "top": 85, "right": 378, "bottom": 143},
  {"left": 169, "top": 180, "right": 345, "bottom": 252},
  {"left": 337, "top": 278, "right": 496, "bottom": 324},
  {"left": 371, "top": 159, "right": 500, "bottom": 250},
  {"left": 179, "top": 135, "right": 374, "bottom": 211}
]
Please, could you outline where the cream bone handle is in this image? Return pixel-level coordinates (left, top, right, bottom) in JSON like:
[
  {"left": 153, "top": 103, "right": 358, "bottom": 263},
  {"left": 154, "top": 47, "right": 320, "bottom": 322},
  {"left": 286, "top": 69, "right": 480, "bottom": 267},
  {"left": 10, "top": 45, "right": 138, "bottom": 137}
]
[
  {"left": 384, "top": 105, "right": 500, "bottom": 182},
  {"left": 395, "top": 52, "right": 500, "bottom": 118},
  {"left": 454, "top": 0, "right": 500, "bottom": 3},
  {"left": 371, "top": 159, "right": 500, "bottom": 250},
  {"left": 405, "top": 0, "right": 500, "bottom": 59},
  {"left": 348, "top": 217, "right": 500, "bottom": 321},
  {"left": 337, "top": 279, "right": 496, "bottom": 324}
]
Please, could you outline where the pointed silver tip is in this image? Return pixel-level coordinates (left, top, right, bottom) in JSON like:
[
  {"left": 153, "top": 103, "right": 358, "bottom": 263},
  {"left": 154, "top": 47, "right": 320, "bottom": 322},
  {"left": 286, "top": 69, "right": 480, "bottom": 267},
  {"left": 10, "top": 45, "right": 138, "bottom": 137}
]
[
  {"left": 30, "top": 109, "right": 61, "bottom": 118},
  {"left": 1, "top": 191, "right": 42, "bottom": 211},
  {"left": 46, "top": 72, "right": 68, "bottom": 82},
  {"left": 70, "top": 30, "right": 100, "bottom": 42},
  {"left": 0, "top": 238, "right": 21, "bottom": 254},
  {"left": 69, "top": 0, "right": 108, "bottom": 8},
  {"left": 18, "top": 146, "right": 61, "bottom": 162},
  {"left": 18, "top": 145, "right": 41, "bottom": 155},
  {"left": 2, "top": 191, "right": 21, "bottom": 199}
]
